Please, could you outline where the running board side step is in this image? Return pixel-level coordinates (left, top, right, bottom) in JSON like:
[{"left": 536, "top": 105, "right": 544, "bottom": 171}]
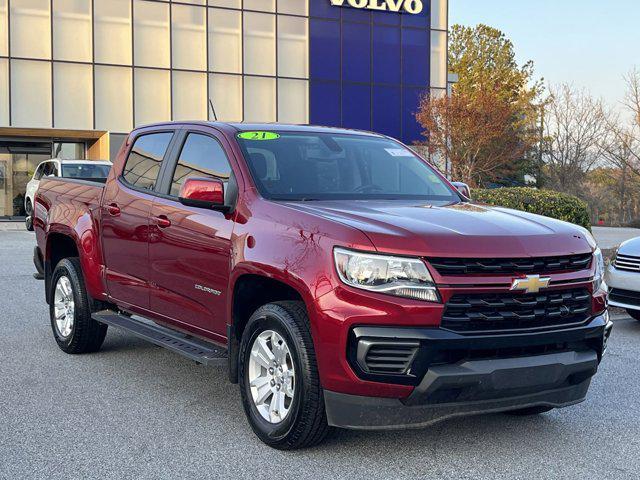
[{"left": 92, "top": 310, "right": 228, "bottom": 366}]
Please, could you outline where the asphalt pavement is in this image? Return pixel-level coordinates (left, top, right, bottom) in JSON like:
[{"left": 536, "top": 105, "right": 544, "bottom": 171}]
[{"left": 1, "top": 230, "right": 639, "bottom": 480}]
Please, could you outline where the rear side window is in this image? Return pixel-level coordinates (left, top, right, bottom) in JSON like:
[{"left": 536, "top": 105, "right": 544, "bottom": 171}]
[
  {"left": 169, "top": 133, "right": 232, "bottom": 197},
  {"left": 41, "top": 162, "right": 58, "bottom": 177},
  {"left": 122, "top": 132, "right": 173, "bottom": 191},
  {"left": 33, "top": 164, "right": 45, "bottom": 180}
]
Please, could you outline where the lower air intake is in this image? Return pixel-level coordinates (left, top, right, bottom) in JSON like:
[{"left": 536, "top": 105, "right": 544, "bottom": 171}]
[{"left": 356, "top": 339, "right": 419, "bottom": 375}]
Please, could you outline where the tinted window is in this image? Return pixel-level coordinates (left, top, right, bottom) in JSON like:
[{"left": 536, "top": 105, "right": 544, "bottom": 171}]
[
  {"left": 236, "top": 132, "right": 458, "bottom": 202},
  {"left": 122, "top": 132, "right": 173, "bottom": 190},
  {"left": 33, "top": 163, "right": 45, "bottom": 180},
  {"left": 170, "top": 133, "right": 232, "bottom": 197},
  {"left": 42, "top": 162, "right": 59, "bottom": 177},
  {"left": 61, "top": 164, "right": 111, "bottom": 179}
]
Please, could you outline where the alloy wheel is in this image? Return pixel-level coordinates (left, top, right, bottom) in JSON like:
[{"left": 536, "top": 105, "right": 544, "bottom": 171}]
[
  {"left": 248, "top": 330, "right": 296, "bottom": 424},
  {"left": 53, "top": 276, "right": 75, "bottom": 338}
]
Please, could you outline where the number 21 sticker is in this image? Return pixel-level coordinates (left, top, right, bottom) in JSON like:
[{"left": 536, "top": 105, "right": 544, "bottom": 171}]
[{"left": 237, "top": 131, "right": 280, "bottom": 141}]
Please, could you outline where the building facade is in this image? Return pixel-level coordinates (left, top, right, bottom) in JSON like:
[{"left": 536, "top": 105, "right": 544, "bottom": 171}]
[{"left": 0, "top": 0, "right": 448, "bottom": 218}]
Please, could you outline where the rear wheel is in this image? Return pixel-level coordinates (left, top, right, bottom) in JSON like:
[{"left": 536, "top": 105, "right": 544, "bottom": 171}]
[
  {"left": 505, "top": 406, "right": 554, "bottom": 416},
  {"left": 238, "top": 301, "right": 331, "bottom": 450},
  {"left": 626, "top": 308, "right": 640, "bottom": 321},
  {"left": 25, "top": 199, "right": 34, "bottom": 231},
  {"left": 50, "top": 257, "right": 107, "bottom": 354}
]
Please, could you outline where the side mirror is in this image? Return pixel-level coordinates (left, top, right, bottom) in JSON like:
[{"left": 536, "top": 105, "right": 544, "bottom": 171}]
[
  {"left": 451, "top": 181, "right": 471, "bottom": 199},
  {"left": 179, "top": 178, "right": 228, "bottom": 212}
]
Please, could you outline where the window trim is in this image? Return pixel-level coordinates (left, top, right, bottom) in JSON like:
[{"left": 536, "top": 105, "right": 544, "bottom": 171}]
[
  {"left": 118, "top": 129, "right": 177, "bottom": 195},
  {"left": 157, "top": 128, "right": 234, "bottom": 199}
]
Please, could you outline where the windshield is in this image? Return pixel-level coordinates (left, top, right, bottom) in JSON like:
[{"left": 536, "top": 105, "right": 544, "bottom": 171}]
[
  {"left": 61, "top": 163, "right": 111, "bottom": 179},
  {"left": 236, "top": 132, "right": 459, "bottom": 203}
]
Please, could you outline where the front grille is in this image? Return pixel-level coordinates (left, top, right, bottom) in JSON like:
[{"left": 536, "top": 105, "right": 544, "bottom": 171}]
[
  {"left": 357, "top": 340, "right": 419, "bottom": 375},
  {"left": 442, "top": 288, "right": 591, "bottom": 333},
  {"left": 609, "top": 288, "right": 640, "bottom": 307},
  {"left": 428, "top": 253, "right": 592, "bottom": 276},
  {"left": 613, "top": 253, "right": 640, "bottom": 272}
]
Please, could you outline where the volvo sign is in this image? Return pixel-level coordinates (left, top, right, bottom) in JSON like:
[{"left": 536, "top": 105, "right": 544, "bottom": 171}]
[{"left": 329, "top": 0, "right": 424, "bottom": 15}]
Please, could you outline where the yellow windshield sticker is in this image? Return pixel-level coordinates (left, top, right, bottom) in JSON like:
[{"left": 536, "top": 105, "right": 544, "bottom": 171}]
[{"left": 237, "top": 131, "right": 280, "bottom": 141}]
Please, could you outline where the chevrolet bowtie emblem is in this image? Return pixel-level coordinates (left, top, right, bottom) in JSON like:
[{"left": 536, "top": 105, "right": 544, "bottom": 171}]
[{"left": 510, "top": 275, "right": 551, "bottom": 294}]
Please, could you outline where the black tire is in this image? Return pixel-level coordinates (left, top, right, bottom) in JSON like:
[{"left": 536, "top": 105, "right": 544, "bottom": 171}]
[
  {"left": 626, "top": 309, "right": 640, "bottom": 321},
  {"left": 25, "top": 199, "right": 34, "bottom": 231},
  {"left": 238, "top": 301, "right": 331, "bottom": 450},
  {"left": 505, "top": 406, "right": 554, "bottom": 416},
  {"left": 49, "top": 257, "right": 108, "bottom": 354}
]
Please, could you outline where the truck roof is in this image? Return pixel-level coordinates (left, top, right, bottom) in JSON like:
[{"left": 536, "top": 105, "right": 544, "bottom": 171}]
[{"left": 133, "top": 121, "right": 384, "bottom": 138}]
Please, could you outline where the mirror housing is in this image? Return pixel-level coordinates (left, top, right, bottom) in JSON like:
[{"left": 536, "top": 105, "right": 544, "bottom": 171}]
[
  {"left": 179, "top": 178, "right": 229, "bottom": 212},
  {"left": 451, "top": 181, "right": 471, "bottom": 199}
]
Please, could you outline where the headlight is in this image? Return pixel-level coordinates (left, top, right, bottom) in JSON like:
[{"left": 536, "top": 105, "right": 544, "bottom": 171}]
[
  {"left": 593, "top": 247, "right": 605, "bottom": 292},
  {"left": 333, "top": 248, "right": 439, "bottom": 302}
]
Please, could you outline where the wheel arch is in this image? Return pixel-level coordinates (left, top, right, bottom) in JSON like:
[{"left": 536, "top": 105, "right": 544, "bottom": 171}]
[
  {"left": 45, "top": 228, "right": 105, "bottom": 305},
  {"left": 227, "top": 271, "right": 312, "bottom": 383}
]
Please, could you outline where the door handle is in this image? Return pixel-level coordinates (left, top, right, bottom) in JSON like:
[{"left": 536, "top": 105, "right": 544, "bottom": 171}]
[
  {"left": 154, "top": 215, "right": 171, "bottom": 228},
  {"left": 106, "top": 203, "right": 121, "bottom": 216}
]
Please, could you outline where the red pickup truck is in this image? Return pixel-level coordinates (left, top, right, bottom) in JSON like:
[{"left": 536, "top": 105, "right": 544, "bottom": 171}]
[{"left": 34, "top": 122, "right": 612, "bottom": 449}]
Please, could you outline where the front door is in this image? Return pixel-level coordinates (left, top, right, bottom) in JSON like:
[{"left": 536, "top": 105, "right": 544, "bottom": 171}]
[
  {"left": 101, "top": 131, "right": 175, "bottom": 310},
  {"left": 148, "top": 129, "right": 235, "bottom": 339}
]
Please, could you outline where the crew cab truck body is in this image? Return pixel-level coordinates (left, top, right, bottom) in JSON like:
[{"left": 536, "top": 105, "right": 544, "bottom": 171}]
[{"left": 34, "top": 122, "right": 612, "bottom": 449}]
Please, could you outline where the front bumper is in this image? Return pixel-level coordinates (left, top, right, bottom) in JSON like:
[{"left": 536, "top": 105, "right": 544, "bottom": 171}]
[{"left": 326, "top": 314, "right": 611, "bottom": 430}]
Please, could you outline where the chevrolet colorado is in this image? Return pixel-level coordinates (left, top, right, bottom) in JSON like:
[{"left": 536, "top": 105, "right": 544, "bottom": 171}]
[{"left": 34, "top": 122, "right": 612, "bottom": 450}]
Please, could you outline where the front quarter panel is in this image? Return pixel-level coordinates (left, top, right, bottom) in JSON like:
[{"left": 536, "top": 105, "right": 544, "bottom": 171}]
[{"left": 229, "top": 193, "right": 424, "bottom": 398}]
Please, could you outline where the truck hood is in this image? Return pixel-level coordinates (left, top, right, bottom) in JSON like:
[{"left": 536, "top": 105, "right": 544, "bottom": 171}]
[{"left": 283, "top": 200, "right": 594, "bottom": 258}]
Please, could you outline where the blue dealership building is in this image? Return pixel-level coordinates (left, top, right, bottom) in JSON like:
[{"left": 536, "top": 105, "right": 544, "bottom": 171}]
[{"left": 309, "top": 0, "right": 448, "bottom": 144}]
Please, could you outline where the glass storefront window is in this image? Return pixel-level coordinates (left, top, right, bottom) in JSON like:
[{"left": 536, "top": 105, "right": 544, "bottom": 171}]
[
  {"left": 278, "top": 16, "right": 308, "bottom": 79},
  {"left": 278, "top": 79, "right": 308, "bottom": 124},
  {"left": 209, "top": 8, "right": 242, "bottom": 74},
  {"left": 244, "top": 76, "right": 275, "bottom": 122},
  {"left": 0, "top": 149, "right": 51, "bottom": 217},
  {"left": 172, "top": 4, "right": 207, "bottom": 71},
  {"left": 172, "top": 71, "right": 207, "bottom": 121},
  {"left": 278, "top": 0, "right": 308, "bottom": 16},
  {"left": 10, "top": 0, "right": 51, "bottom": 59},
  {"left": 209, "top": 74, "right": 243, "bottom": 122},
  {"left": 53, "top": 63, "right": 93, "bottom": 130},
  {"left": 244, "top": 0, "right": 275, "bottom": 13},
  {"left": 244, "top": 12, "right": 276, "bottom": 76},
  {"left": 95, "top": 0, "right": 132, "bottom": 65},
  {"left": 95, "top": 65, "right": 133, "bottom": 133},
  {"left": 134, "top": 68, "right": 171, "bottom": 126},
  {"left": 134, "top": 0, "right": 170, "bottom": 68},
  {"left": 53, "top": 0, "right": 92, "bottom": 62},
  {"left": 0, "top": 59, "right": 8, "bottom": 127},
  {"left": 53, "top": 142, "right": 85, "bottom": 160},
  {"left": 0, "top": 0, "right": 7, "bottom": 56},
  {"left": 430, "top": 30, "right": 447, "bottom": 89},
  {"left": 10, "top": 60, "right": 52, "bottom": 128}
]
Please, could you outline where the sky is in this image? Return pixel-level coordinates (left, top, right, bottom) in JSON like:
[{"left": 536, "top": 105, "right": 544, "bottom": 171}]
[{"left": 450, "top": 0, "right": 640, "bottom": 112}]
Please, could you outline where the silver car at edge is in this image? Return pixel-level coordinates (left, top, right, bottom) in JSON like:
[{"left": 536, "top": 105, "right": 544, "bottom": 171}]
[{"left": 606, "top": 236, "right": 640, "bottom": 321}]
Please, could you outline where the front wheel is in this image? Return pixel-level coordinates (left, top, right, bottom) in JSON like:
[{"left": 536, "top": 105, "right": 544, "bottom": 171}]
[
  {"left": 238, "top": 301, "right": 331, "bottom": 450},
  {"left": 626, "top": 309, "right": 640, "bottom": 321},
  {"left": 50, "top": 258, "right": 108, "bottom": 354}
]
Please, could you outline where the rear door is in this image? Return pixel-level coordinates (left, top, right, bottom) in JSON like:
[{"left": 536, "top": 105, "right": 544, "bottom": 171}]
[
  {"left": 101, "top": 130, "right": 176, "bottom": 310},
  {"left": 147, "top": 127, "right": 236, "bottom": 339}
]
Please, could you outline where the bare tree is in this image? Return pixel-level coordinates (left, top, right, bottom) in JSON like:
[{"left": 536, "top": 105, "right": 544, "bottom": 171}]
[
  {"left": 542, "top": 85, "right": 609, "bottom": 195},
  {"left": 623, "top": 67, "right": 640, "bottom": 127}
]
